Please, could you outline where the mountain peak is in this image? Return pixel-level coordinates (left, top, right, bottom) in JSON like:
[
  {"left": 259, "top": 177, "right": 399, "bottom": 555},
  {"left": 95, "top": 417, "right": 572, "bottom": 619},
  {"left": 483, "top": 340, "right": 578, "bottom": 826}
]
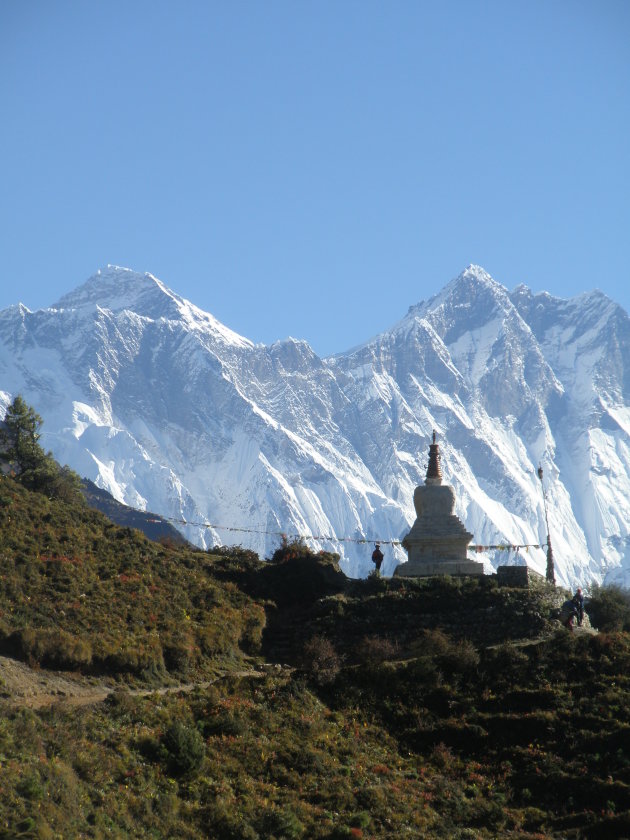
[
  {"left": 353, "top": 265, "right": 510, "bottom": 354},
  {"left": 461, "top": 263, "right": 494, "bottom": 281},
  {"left": 52, "top": 265, "right": 253, "bottom": 348},
  {"left": 53, "top": 266, "right": 178, "bottom": 317},
  {"left": 399, "top": 266, "right": 512, "bottom": 332},
  {"left": 448, "top": 264, "right": 507, "bottom": 296},
  {"left": 436, "top": 265, "right": 516, "bottom": 319}
]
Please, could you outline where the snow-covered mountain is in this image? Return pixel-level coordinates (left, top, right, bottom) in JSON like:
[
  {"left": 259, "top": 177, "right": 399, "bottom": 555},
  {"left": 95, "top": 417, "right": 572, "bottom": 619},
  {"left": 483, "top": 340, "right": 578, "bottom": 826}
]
[{"left": 1, "top": 264, "right": 629, "bottom": 588}]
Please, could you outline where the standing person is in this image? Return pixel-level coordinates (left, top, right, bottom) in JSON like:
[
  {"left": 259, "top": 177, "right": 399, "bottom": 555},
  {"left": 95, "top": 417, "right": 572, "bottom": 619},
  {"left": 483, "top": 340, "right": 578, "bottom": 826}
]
[
  {"left": 371, "top": 543, "right": 384, "bottom": 573},
  {"left": 560, "top": 588, "right": 585, "bottom": 632},
  {"left": 560, "top": 598, "right": 579, "bottom": 632}
]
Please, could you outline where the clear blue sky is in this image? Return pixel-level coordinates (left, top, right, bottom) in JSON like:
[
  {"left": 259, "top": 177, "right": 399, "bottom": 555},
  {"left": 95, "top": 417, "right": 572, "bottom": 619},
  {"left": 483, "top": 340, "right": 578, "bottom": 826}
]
[{"left": 1, "top": 0, "right": 629, "bottom": 356}]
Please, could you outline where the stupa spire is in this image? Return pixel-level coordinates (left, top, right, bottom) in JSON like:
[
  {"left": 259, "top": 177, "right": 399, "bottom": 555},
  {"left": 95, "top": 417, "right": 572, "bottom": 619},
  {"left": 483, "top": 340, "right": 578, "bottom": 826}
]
[{"left": 426, "top": 429, "right": 442, "bottom": 484}]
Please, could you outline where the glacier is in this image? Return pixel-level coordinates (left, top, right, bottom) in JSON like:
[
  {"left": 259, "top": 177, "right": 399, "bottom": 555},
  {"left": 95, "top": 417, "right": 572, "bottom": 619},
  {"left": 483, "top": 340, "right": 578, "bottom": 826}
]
[{"left": 1, "top": 263, "right": 629, "bottom": 589}]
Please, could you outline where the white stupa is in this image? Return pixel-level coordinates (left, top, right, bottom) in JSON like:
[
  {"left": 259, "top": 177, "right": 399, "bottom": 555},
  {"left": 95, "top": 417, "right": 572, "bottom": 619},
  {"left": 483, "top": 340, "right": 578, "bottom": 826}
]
[{"left": 395, "top": 431, "right": 484, "bottom": 577}]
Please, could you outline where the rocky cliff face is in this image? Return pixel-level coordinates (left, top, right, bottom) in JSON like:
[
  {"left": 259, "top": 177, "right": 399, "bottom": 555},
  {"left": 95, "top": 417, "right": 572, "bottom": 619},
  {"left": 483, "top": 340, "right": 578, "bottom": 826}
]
[{"left": 1, "top": 264, "right": 628, "bottom": 587}]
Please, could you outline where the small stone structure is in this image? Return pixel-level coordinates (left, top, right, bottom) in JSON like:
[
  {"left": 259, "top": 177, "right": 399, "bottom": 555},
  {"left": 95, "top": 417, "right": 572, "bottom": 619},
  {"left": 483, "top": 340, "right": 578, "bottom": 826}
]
[
  {"left": 496, "top": 565, "right": 544, "bottom": 588},
  {"left": 395, "top": 431, "right": 485, "bottom": 578}
]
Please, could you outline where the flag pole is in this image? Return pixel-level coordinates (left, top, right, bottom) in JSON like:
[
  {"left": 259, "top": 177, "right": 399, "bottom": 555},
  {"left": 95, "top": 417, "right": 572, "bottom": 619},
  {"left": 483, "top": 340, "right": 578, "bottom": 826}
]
[{"left": 537, "top": 465, "right": 556, "bottom": 585}]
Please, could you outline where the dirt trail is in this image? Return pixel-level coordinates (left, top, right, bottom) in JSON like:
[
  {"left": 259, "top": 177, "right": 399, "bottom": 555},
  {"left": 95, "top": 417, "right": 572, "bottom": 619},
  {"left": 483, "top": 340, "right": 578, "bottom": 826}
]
[
  {"left": 0, "top": 655, "right": 266, "bottom": 710},
  {"left": 4, "top": 625, "right": 596, "bottom": 709},
  {"left": 486, "top": 624, "right": 598, "bottom": 650}
]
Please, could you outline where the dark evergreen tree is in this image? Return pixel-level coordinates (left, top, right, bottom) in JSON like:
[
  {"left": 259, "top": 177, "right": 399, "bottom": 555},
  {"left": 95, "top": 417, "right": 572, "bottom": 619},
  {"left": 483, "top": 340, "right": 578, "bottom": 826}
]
[
  {"left": 0, "top": 395, "right": 45, "bottom": 478},
  {"left": 0, "top": 395, "right": 82, "bottom": 501}
]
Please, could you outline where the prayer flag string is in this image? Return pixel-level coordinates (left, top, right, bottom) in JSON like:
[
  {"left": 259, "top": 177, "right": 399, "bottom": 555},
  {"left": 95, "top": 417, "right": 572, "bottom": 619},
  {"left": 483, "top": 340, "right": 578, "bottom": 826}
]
[{"left": 148, "top": 515, "right": 543, "bottom": 552}]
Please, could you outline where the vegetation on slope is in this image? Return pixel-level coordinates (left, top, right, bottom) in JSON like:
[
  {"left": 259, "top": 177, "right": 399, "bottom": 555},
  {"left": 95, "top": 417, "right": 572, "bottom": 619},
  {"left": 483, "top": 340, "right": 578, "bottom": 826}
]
[
  {"left": 3, "top": 463, "right": 630, "bottom": 837},
  {"left": 0, "top": 477, "right": 264, "bottom": 679}
]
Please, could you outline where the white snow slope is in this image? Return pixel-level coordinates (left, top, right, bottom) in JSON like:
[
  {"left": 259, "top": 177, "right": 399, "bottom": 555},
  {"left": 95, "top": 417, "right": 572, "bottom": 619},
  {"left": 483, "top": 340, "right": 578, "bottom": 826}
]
[{"left": 1, "top": 264, "right": 629, "bottom": 588}]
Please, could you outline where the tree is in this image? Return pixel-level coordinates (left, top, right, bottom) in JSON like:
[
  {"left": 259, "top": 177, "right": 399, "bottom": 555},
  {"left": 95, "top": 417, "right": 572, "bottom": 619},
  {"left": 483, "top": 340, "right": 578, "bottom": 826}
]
[
  {"left": 0, "top": 395, "right": 83, "bottom": 502},
  {"left": 0, "top": 396, "right": 46, "bottom": 478}
]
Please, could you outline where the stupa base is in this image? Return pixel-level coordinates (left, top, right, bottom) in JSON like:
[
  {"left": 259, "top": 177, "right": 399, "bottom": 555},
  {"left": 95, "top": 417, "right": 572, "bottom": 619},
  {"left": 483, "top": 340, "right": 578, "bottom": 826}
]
[{"left": 394, "top": 558, "right": 485, "bottom": 577}]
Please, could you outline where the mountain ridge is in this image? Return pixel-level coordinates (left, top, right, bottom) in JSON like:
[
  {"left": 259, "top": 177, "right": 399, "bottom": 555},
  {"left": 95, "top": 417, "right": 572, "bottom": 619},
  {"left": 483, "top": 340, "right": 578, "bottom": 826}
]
[{"left": 1, "top": 264, "right": 629, "bottom": 588}]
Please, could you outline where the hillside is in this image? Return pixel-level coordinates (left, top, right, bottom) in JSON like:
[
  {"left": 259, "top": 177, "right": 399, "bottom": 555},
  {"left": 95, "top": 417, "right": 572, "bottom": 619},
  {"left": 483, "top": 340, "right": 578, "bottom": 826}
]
[
  {"left": 81, "top": 478, "right": 189, "bottom": 546},
  {"left": 2, "top": 477, "right": 630, "bottom": 837}
]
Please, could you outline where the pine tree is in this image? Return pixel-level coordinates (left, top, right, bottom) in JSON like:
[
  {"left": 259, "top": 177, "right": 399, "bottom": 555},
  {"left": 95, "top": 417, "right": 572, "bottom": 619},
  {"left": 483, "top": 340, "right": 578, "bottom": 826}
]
[
  {"left": 0, "top": 395, "right": 82, "bottom": 501},
  {"left": 0, "top": 395, "right": 45, "bottom": 478}
]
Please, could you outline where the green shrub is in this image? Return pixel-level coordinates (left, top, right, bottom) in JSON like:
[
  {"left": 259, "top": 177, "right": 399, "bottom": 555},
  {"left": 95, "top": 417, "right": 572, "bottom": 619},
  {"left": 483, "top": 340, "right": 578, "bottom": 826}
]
[
  {"left": 270, "top": 537, "right": 316, "bottom": 565},
  {"left": 356, "top": 634, "right": 397, "bottom": 665},
  {"left": 16, "top": 817, "right": 37, "bottom": 834},
  {"left": 239, "top": 604, "right": 266, "bottom": 652},
  {"left": 265, "top": 538, "right": 346, "bottom": 605},
  {"left": 13, "top": 627, "right": 93, "bottom": 670},
  {"left": 349, "top": 811, "right": 371, "bottom": 828},
  {"left": 162, "top": 631, "right": 196, "bottom": 675},
  {"left": 587, "top": 584, "right": 630, "bottom": 631},
  {"left": 208, "top": 544, "right": 260, "bottom": 564},
  {"left": 302, "top": 635, "right": 341, "bottom": 685},
  {"left": 104, "top": 687, "right": 138, "bottom": 715},
  {"left": 202, "top": 711, "right": 248, "bottom": 738},
  {"left": 484, "top": 641, "right": 530, "bottom": 675},
  {"left": 16, "top": 771, "right": 45, "bottom": 801},
  {"left": 407, "top": 628, "right": 452, "bottom": 659},
  {"left": 102, "top": 636, "right": 165, "bottom": 677},
  {"left": 162, "top": 720, "right": 206, "bottom": 776},
  {"left": 260, "top": 807, "right": 305, "bottom": 839},
  {"left": 207, "top": 808, "right": 259, "bottom": 840},
  {"left": 436, "top": 638, "right": 480, "bottom": 677}
]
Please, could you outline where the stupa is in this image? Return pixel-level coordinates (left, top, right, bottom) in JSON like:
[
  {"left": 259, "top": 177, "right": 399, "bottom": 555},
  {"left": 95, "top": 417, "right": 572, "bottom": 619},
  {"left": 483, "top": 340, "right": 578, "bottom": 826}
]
[{"left": 395, "top": 431, "right": 484, "bottom": 577}]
